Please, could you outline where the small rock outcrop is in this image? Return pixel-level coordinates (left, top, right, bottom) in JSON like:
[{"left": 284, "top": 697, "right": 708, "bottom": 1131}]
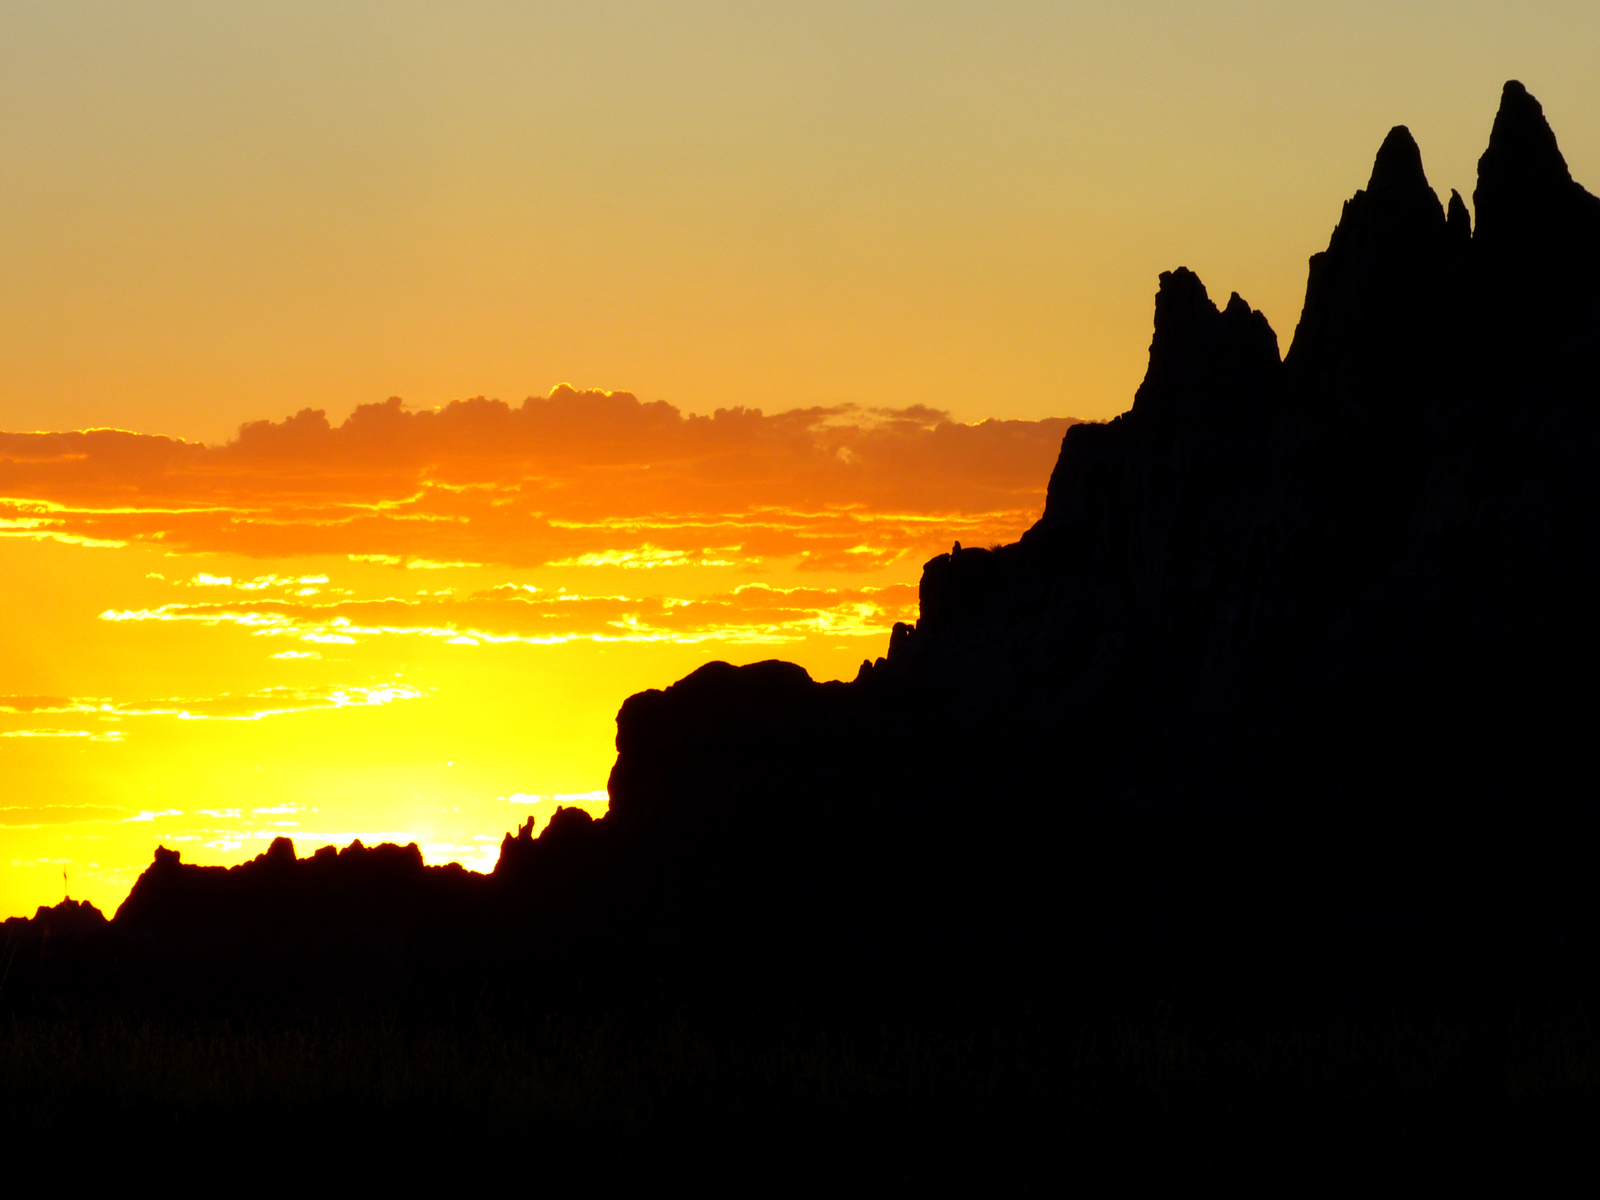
[{"left": 2, "top": 897, "right": 109, "bottom": 939}]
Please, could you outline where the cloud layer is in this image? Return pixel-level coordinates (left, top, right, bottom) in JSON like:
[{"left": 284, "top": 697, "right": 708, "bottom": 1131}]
[
  {"left": 0, "top": 684, "right": 423, "bottom": 748},
  {"left": 99, "top": 579, "right": 921, "bottom": 649},
  {"left": 0, "top": 388, "right": 1075, "bottom": 568}
]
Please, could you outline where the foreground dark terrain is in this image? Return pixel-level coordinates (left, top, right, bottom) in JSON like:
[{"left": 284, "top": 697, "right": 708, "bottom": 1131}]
[{"left": 6, "top": 81, "right": 1600, "bottom": 1149}]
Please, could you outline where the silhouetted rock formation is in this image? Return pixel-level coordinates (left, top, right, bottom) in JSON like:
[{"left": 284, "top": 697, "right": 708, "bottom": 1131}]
[
  {"left": 116, "top": 837, "right": 481, "bottom": 936},
  {"left": 1474, "top": 81, "right": 1600, "bottom": 381},
  {"left": 2, "top": 897, "right": 108, "bottom": 939},
  {"left": 67, "top": 81, "right": 1600, "bottom": 1010},
  {"left": 595, "top": 80, "right": 1600, "bottom": 998}
]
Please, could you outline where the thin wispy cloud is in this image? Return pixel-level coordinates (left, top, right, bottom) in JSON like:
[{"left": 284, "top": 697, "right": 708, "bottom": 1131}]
[{"left": 98, "top": 580, "right": 920, "bottom": 648}]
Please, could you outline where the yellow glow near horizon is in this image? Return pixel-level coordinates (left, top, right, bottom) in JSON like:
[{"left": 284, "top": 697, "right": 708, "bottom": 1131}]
[
  {"left": 0, "top": 395, "right": 1066, "bottom": 918},
  {"left": 1, "top": 531, "right": 918, "bottom": 916}
]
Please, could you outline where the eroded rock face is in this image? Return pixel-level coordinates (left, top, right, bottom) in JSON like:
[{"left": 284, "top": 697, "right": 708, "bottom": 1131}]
[
  {"left": 1473, "top": 80, "right": 1600, "bottom": 375},
  {"left": 600, "top": 81, "right": 1600, "bottom": 992},
  {"left": 92, "top": 82, "right": 1600, "bottom": 1006},
  {"left": 870, "top": 84, "right": 1599, "bottom": 749},
  {"left": 115, "top": 836, "right": 467, "bottom": 935},
  {"left": 1, "top": 897, "right": 109, "bottom": 939}
]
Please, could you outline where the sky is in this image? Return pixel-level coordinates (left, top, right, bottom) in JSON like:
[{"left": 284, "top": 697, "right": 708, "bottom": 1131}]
[{"left": 4, "top": 2, "right": 1599, "bottom": 917}]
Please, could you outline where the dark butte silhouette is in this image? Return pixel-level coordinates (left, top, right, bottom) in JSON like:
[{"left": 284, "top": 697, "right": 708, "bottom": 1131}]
[
  {"left": 14, "top": 82, "right": 1600, "bottom": 1012},
  {"left": 3, "top": 897, "right": 109, "bottom": 939}
]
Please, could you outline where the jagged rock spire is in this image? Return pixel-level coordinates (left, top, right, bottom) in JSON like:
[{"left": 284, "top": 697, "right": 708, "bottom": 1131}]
[
  {"left": 1473, "top": 79, "right": 1600, "bottom": 240},
  {"left": 1367, "top": 125, "right": 1429, "bottom": 195},
  {"left": 1285, "top": 121, "right": 1448, "bottom": 384},
  {"left": 1129, "top": 268, "right": 1278, "bottom": 422},
  {"left": 1446, "top": 190, "right": 1471, "bottom": 241},
  {"left": 1475, "top": 80, "right": 1573, "bottom": 226},
  {"left": 1471, "top": 81, "right": 1600, "bottom": 368}
]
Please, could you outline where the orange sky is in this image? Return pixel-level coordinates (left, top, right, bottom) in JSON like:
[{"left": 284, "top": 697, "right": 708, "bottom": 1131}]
[
  {"left": 3, "top": 4, "right": 1597, "bottom": 441},
  {"left": 4, "top": 4, "right": 1599, "bottom": 917},
  {"left": 1, "top": 390, "right": 1068, "bottom": 915}
]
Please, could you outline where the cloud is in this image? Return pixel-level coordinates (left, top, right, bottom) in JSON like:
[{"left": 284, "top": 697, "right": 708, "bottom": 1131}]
[
  {"left": 0, "top": 684, "right": 424, "bottom": 736},
  {"left": 96, "top": 581, "right": 921, "bottom": 647},
  {"left": 0, "top": 388, "right": 1075, "bottom": 567},
  {"left": 0, "top": 728, "right": 125, "bottom": 741},
  {"left": 546, "top": 544, "right": 755, "bottom": 570},
  {"left": 0, "top": 804, "right": 135, "bottom": 827},
  {"left": 0, "top": 697, "right": 102, "bottom": 714}
]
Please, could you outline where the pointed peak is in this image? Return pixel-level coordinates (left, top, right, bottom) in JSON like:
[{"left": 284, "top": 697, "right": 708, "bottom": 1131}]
[
  {"left": 1478, "top": 80, "right": 1571, "bottom": 196},
  {"left": 1447, "top": 189, "right": 1471, "bottom": 239},
  {"left": 1368, "top": 126, "right": 1428, "bottom": 194}
]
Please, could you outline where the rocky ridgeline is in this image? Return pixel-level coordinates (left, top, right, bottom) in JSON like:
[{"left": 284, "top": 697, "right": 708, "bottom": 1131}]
[{"left": 16, "top": 83, "right": 1600, "bottom": 1008}]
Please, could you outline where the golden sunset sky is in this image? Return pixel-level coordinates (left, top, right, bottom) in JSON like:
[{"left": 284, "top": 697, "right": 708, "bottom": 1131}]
[{"left": 4, "top": 2, "right": 1598, "bottom": 918}]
